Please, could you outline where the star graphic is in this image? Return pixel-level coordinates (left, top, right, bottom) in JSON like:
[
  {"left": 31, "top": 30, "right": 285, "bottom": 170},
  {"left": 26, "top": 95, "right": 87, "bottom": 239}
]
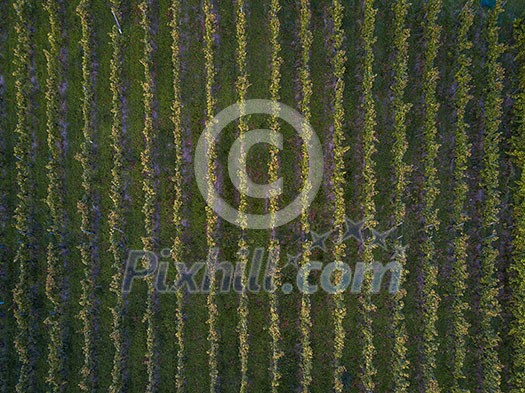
[
  {"left": 284, "top": 253, "right": 301, "bottom": 270},
  {"left": 341, "top": 217, "right": 365, "bottom": 244},
  {"left": 309, "top": 230, "right": 331, "bottom": 252},
  {"left": 391, "top": 243, "right": 408, "bottom": 260},
  {"left": 237, "top": 245, "right": 250, "bottom": 260},
  {"left": 370, "top": 227, "right": 396, "bottom": 250}
]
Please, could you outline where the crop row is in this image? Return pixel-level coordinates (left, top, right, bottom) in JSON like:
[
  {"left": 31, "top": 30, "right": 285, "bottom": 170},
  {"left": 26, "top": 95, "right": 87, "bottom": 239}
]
[
  {"left": 478, "top": 2, "right": 505, "bottom": 391},
  {"left": 357, "top": 0, "right": 378, "bottom": 391},
  {"left": 267, "top": 1, "right": 283, "bottom": 392},
  {"left": 12, "top": 0, "right": 37, "bottom": 390},
  {"left": 43, "top": 0, "right": 68, "bottom": 390},
  {"left": 418, "top": 0, "right": 442, "bottom": 391},
  {"left": 389, "top": 0, "right": 411, "bottom": 391},
  {"left": 449, "top": 1, "right": 475, "bottom": 392},
  {"left": 297, "top": 1, "right": 314, "bottom": 391},
  {"left": 108, "top": 0, "right": 127, "bottom": 391},
  {"left": 169, "top": 0, "right": 185, "bottom": 391},
  {"left": 202, "top": 0, "right": 219, "bottom": 390},
  {"left": 511, "top": 17, "right": 525, "bottom": 393},
  {"left": 138, "top": 1, "right": 160, "bottom": 390},
  {"left": 329, "top": 0, "right": 348, "bottom": 391},
  {"left": 76, "top": 0, "right": 99, "bottom": 390}
]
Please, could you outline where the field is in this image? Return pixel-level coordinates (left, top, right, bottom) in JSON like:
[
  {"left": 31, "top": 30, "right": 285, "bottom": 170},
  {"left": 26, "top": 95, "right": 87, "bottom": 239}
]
[{"left": 2, "top": 0, "right": 525, "bottom": 392}]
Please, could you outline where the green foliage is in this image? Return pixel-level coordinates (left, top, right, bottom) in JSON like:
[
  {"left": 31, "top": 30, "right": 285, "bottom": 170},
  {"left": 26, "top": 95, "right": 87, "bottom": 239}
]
[
  {"left": 43, "top": 0, "right": 67, "bottom": 390},
  {"left": 202, "top": 1, "right": 219, "bottom": 391},
  {"left": 12, "top": 0, "right": 36, "bottom": 391},
  {"left": 169, "top": 0, "right": 185, "bottom": 391},
  {"left": 478, "top": 1, "right": 505, "bottom": 392},
  {"left": 138, "top": 1, "right": 159, "bottom": 391},
  {"left": 329, "top": 0, "right": 348, "bottom": 392},
  {"left": 267, "top": 0, "right": 284, "bottom": 391},
  {"left": 419, "top": 0, "right": 442, "bottom": 391},
  {"left": 297, "top": 1, "right": 314, "bottom": 391},
  {"left": 477, "top": 2, "right": 504, "bottom": 393},
  {"left": 76, "top": 0, "right": 98, "bottom": 390},
  {"left": 108, "top": 0, "right": 126, "bottom": 391},
  {"left": 1, "top": 1, "right": 524, "bottom": 392},
  {"left": 234, "top": 1, "right": 250, "bottom": 391},
  {"left": 357, "top": 0, "right": 378, "bottom": 391},
  {"left": 449, "top": 1, "right": 475, "bottom": 392},
  {"left": 0, "top": 30, "right": 7, "bottom": 393},
  {"left": 510, "top": 18, "right": 525, "bottom": 393},
  {"left": 389, "top": 0, "right": 411, "bottom": 391}
]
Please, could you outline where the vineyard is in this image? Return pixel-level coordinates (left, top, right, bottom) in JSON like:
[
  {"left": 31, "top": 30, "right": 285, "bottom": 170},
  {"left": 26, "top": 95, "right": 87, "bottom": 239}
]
[{"left": 2, "top": 0, "right": 525, "bottom": 392}]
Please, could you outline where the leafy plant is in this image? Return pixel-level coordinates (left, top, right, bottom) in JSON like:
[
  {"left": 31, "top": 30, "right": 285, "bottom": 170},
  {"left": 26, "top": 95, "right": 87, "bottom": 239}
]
[
  {"left": 202, "top": 0, "right": 220, "bottom": 390},
  {"left": 329, "top": 0, "right": 348, "bottom": 391},
  {"left": 234, "top": 0, "right": 250, "bottom": 391},
  {"left": 297, "top": 1, "right": 314, "bottom": 391},
  {"left": 108, "top": 0, "right": 127, "bottom": 391},
  {"left": 511, "top": 20, "right": 525, "bottom": 393},
  {"left": 267, "top": 0, "right": 284, "bottom": 391},
  {"left": 138, "top": 1, "right": 159, "bottom": 390},
  {"left": 449, "top": 1, "right": 475, "bottom": 392},
  {"left": 389, "top": 0, "right": 411, "bottom": 391},
  {"left": 510, "top": 18, "right": 525, "bottom": 393},
  {"left": 357, "top": 0, "right": 378, "bottom": 391},
  {"left": 419, "top": 0, "right": 442, "bottom": 391},
  {"left": 43, "top": 0, "right": 68, "bottom": 390},
  {"left": 169, "top": 0, "right": 185, "bottom": 391},
  {"left": 477, "top": 2, "right": 505, "bottom": 392},
  {"left": 12, "top": 0, "right": 36, "bottom": 390},
  {"left": 76, "top": 0, "right": 98, "bottom": 390}
]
